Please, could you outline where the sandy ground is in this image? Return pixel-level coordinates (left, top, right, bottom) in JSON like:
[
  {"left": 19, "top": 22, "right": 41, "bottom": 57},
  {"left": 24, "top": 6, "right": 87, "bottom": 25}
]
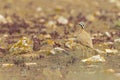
[{"left": 0, "top": 0, "right": 120, "bottom": 80}]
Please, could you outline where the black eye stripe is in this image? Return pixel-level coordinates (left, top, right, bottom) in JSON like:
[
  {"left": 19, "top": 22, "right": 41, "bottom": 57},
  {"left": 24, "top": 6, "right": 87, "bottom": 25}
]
[{"left": 79, "top": 22, "right": 85, "bottom": 29}]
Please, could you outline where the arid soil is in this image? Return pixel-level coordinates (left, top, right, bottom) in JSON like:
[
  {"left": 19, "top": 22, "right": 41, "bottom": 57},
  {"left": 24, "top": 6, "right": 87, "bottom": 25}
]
[{"left": 0, "top": 0, "right": 120, "bottom": 80}]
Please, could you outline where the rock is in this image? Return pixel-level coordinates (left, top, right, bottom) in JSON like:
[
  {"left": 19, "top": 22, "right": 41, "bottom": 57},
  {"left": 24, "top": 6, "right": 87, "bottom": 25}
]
[
  {"left": 114, "top": 38, "right": 120, "bottom": 43},
  {"left": 46, "top": 20, "right": 57, "bottom": 32},
  {"left": 104, "top": 32, "right": 111, "bottom": 38},
  {"left": 2, "top": 63, "right": 14, "bottom": 67},
  {"left": 95, "top": 49, "right": 106, "bottom": 54},
  {"left": 105, "top": 49, "right": 118, "bottom": 54},
  {"left": 36, "top": 7, "right": 42, "bottom": 12},
  {"left": 103, "top": 42, "right": 114, "bottom": 45},
  {"left": 94, "top": 11, "right": 101, "bottom": 16},
  {"left": 57, "top": 16, "right": 68, "bottom": 25},
  {"left": 0, "top": 14, "right": 7, "bottom": 23},
  {"left": 86, "top": 14, "right": 96, "bottom": 22},
  {"left": 44, "top": 34, "right": 52, "bottom": 39},
  {"left": 50, "top": 47, "right": 68, "bottom": 55},
  {"left": 25, "top": 62, "right": 37, "bottom": 66},
  {"left": 81, "top": 55, "right": 106, "bottom": 63},
  {"left": 105, "top": 69, "right": 115, "bottom": 73},
  {"left": 21, "top": 53, "right": 40, "bottom": 58},
  {"left": 9, "top": 37, "right": 33, "bottom": 54},
  {"left": 47, "top": 20, "right": 56, "bottom": 27}
]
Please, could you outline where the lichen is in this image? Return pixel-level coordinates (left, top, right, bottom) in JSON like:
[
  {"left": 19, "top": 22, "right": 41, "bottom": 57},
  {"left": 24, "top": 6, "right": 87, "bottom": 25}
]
[{"left": 9, "top": 37, "right": 33, "bottom": 54}]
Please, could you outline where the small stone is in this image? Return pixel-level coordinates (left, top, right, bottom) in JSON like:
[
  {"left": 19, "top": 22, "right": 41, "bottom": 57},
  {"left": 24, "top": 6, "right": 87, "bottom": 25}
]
[
  {"left": 104, "top": 32, "right": 111, "bottom": 38},
  {"left": 105, "top": 49, "right": 118, "bottom": 54},
  {"left": 105, "top": 69, "right": 115, "bottom": 73},
  {"left": 114, "top": 38, "right": 120, "bottom": 43},
  {"left": 103, "top": 42, "right": 114, "bottom": 45},
  {"left": 94, "top": 11, "right": 101, "bottom": 16},
  {"left": 36, "top": 7, "right": 42, "bottom": 12},
  {"left": 47, "top": 20, "right": 56, "bottom": 27},
  {"left": 2, "top": 63, "right": 14, "bottom": 67},
  {"left": 0, "top": 14, "right": 7, "bottom": 23},
  {"left": 39, "top": 18, "right": 46, "bottom": 23},
  {"left": 81, "top": 55, "right": 106, "bottom": 63},
  {"left": 95, "top": 49, "right": 106, "bottom": 54},
  {"left": 25, "top": 62, "right": 37, "bottom": 66},
  {"left": 46, "top": 20, "right": 57, "bottom": 31},
  {"left": 50, "top": 47, "right": 68, "bottom": 54},
  {"left": 44, "top": 34, "right": 52, "bottom": 39},
  {"left": 57, "top": 16, "right": 68, "bottom": 25},
  {"left": 86, "top": 14, "right": 95, "bottom": 22}
]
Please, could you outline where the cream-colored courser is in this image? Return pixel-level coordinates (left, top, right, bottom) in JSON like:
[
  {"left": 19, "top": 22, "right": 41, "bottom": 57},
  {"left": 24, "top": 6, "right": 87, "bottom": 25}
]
[{"left": 74, "top": 22, "right": 93, "bottom": 49}]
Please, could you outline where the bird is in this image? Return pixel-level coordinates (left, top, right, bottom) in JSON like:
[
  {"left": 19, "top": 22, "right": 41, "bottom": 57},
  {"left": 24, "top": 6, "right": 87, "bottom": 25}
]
[{"left": 74, "top": 22, "right": 93, "bottom": 49}]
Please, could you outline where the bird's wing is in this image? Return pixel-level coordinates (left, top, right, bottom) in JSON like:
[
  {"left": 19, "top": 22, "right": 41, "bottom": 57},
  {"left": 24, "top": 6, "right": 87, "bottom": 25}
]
[{"left": 76, "top": 30, "right": 93, "bottom": 48}]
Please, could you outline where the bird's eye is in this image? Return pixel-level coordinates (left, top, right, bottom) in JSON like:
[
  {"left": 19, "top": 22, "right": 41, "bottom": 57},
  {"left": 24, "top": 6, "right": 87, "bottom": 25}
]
[{"left": 79, "top": 22, "right": 85, "bottom": 29}]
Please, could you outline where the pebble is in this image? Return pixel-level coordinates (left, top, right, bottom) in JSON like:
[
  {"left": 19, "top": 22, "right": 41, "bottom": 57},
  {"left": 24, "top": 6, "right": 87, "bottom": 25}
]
[
  {"left": 105, "top": 69, "right": 115, "bottom": 73},
  {"left": 25, "top": 62, "right": 37, "bottom": 66},
  {"left": 47, "top": 20, "right": 56, "bottom": 26},
  {"left": 104, "top": 32, "right": 111, "bottom": 38},
  {"left": 50, "top": 47, "right": 66, "bottom": 54},
  {"left": 94, "top": 11, "right": 101, "bottom": 16},
  {"left": 2, "top": 63, "right": 14, "bottom": 67},
  {"left": 105, "top": 49, "right": 118, "bottom": 54},
  {"left": 0, "top": 14, "right": 7, "bottom": 23},
  {"left": 114, "top": 38, "right": 120, "bottom": 43},
  {"left": 81, "top": 55, "right": 106, "bottom": 63},
  {"left": 44, "top": 34, "right": 52, "bottom": 39},
  {"left": 95, "top": 49, "right": 106, "bottom": 54},
  {"left": 36, "top": 7, "right": 42, "bottom": 12},
  {"left": 86, "top": 14, "right": 95, "bottom": 22},
  {"left": 57, "top": 16, "right": 68, "bottom": 25}
]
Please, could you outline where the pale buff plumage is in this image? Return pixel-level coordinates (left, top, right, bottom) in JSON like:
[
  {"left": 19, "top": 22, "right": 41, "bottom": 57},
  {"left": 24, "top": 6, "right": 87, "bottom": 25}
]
[{"left": 74, "top": 22, "right": 93, "bottom": 48}]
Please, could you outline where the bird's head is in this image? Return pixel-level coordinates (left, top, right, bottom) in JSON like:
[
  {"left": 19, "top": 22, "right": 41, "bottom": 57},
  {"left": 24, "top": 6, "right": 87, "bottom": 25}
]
[{"left": 78, "top": 22, "right": 85, "bottom": 29}]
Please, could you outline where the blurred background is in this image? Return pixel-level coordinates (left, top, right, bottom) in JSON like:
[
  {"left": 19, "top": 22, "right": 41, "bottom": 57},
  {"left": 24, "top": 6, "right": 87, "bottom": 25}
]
[{"left": 0, "top": 0, "right": 120, "bottom": 32}]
